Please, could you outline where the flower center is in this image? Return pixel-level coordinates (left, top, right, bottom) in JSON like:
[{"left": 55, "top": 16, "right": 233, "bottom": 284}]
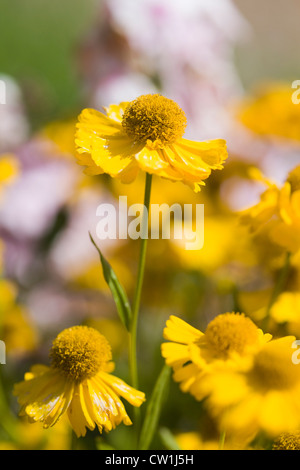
[
  {"left": 204, "top": 313, "right": 259, "bottom": 358},
  {"left": 50, "top": 326, "right": 112, "bottom": 381},
  {"left": 251, "top": 339, "right": 299, "bottom": 390},
  {"left": 122, "top": 94, "right": 187, "bottom": 145},
  {"left": 272, "top": 432, "right": 300, "bottom": 450},
  {"left": 286, "top": 165, "right": 300, "bottom": 192}
]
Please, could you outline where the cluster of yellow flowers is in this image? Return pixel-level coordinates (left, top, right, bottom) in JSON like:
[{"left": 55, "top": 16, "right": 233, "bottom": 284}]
[{"left": 10, "top": 92, "right": 300, "bottom": 450}]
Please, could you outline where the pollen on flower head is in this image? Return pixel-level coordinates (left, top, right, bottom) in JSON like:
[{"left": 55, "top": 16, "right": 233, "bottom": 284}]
[
  {"left": 204, "top": 313, "right": 259, "bottom": 358},
  {"left": 50, "top": 326, "right": 112, "bottom": 382},
  {"left": 272, "top": 432, "right": 300, "bottom": 450},
  {"left": 122, "top": 94, "right": 187, "bottom": 146}
]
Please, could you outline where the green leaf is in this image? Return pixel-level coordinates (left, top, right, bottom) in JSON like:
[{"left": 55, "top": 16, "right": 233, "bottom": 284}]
[
  {"left": 158, "top": 427, "right": 181, "bottom": 450},
  {"left": 89, "top": 233, "right": 132, "bottom": 330},
  {"left": 139, "top": 365, "right": 171, "bottom": 450}
]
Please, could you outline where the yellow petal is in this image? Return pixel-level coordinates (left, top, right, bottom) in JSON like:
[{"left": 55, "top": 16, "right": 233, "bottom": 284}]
[
  {"left": 161, "top": 342, "right": 191, "bottom": 368},
  {"left": 67, "top": 383, "right": 95, "bottom": 437},
  {"left": 105, "top": 102, "right": 130, "bottom": 122},
  {"left": 163, "top": 315, "right": 203, "bottom": 344},
  {"left": 97, "top": 370, "right": 146, "bottom": 407},
  {"left": 176, "top": 138, "right": 228, "bottom": 169},
  {"left": 76, "top": 108, "right": 122, "bottom": 139},
  {"left": 260, "top": 392, "right": 300, "bottom": 436}
]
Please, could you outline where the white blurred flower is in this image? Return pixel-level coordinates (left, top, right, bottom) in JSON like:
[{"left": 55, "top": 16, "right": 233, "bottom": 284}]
[
  {"left": 0, "top": 141, "right": 79, "bottom": 240},
  {"left": 85, "top": 0, "right": 250, "bottom": 140},
  {"left": 49, "top": 187, "right": 122, "bottom": 281},
  {"left": 0, "top": 75, "right": 29, "bottom": 152}
]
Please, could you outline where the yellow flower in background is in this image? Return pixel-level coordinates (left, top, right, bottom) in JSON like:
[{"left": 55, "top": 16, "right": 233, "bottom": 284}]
[
  {"left": 0, "top": 278, "right": 38, "bottom": 356},
  {"left": 175, "top": 431, "right": 251, "bottom": 450},
  {"left": 171, "top": 215, "right": 257, "bottom": 273},
  {"left": 239, "top": 84, "right": 300, "bottom": 142},
  {"left": 14, "top": 326, "right": 145, "bottom": 437},
  {"left": 240, "top": 166, "right": 300, "bottom": 256},
  {"left": 175, "top": 432, "right": 215, "bottom": 450},
  {"left": 42, "top": 119, "right": 77, "bottom": 158},
  {"left": 201, "top": 336, "right": 300, "bottom": 440},
  {"left": 0, "top": 154, "right": 19, "bottom": 195},
  {"left": 0, "top": 278, "right": 18, "bottom": 312},
  {"left": 75, "top": 94, "right": 228, "bottom": 192},
  {"left": 269, "top": 291, "right": 300, "bottom": 337},
  {"left": 161, "top": 313, "right": 271, "bottom": 400},
  {"left": 2, "top": 305, "right": 38, "bottom": 356}
]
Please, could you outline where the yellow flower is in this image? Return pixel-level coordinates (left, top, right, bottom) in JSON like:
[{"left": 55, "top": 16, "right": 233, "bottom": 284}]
[
  {"left": 239, "top": 84, "right": 300, "bottom": 142},
  {"left": 0, "top": 278, "right": 38, "bottom": 356},
  {"left": 2, "top": 305, "right": 38, "bottom": 356},
  {"left": 14, "top": 326, "right": 145, "bottom": 437},
  {"left": 0, "top": 153, "right": 19, "bottom": 194},
  {"left": 269, "top": 291, "right": 300, "bottom": 337},
  {"left": 201, "top": 337, "right": 300, "bottom": 439},
  {"left": 75, "top": 94, "right": 228, "bottom": 192},
  {"left": 161, "top": 313, "right": 271, "bottom": 400},
  {"left": 240, "top": 165, "right": 300, "bottom": 255},
  {"left": 175, "top": 431, "right": 250, "bottom": 450},
  {"left": 42, "top": 119, "right": 77, "bottom": 158}
]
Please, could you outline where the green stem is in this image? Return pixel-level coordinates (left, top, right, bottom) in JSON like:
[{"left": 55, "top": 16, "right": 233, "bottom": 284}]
[
  {"left": 262, "top": 251, "right": 291, "bottom": 331},
  {"left": 129, "top": 173, "right": 152, "bottom": 438},
  {"left": 219, "top": 430, "right": 226, "bottom": 450}
]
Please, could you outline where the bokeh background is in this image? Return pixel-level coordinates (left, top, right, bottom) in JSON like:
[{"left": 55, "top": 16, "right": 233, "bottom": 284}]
[{"left": 0, "top": 0, "right": 300, "bottom": 450}]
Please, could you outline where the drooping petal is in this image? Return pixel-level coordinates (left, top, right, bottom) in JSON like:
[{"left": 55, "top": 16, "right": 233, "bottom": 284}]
[
  {"left": 161, "top": 146, "right": 211, "bottom": 180},
  {"left": 97, "top": 370, "right": 146, "bottom": 407},
  {"left": 176, "top": 138, "right": 228, "bottom": 169},
  {"left": 75, "top": 152, "right": 104, "bottom": 175},
  {"left": 67, "top": 382, "right": 96, "bottom": 437},
  {"left": 13, "top": 367, "right": 70, "bottom": 427}
]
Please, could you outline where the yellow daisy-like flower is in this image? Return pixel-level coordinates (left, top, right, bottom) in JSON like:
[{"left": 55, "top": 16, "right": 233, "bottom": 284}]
[
  {"left": 200, "top": 336, "right": 300, "bottom": 439},
  {"left": 75, "top": 94, "right": 228, "bottom": 192},
  {"left": 161, "top": 313, "right": 271, "bottom": 400},
  {"left": 13, "top": 326, "right": 145, "bottom": 437},
  {"left": 175, "top": 432, "right": 251, "bottom": 450},
  {"left": 239, "top": 84, "right": 300, "bottom": 142},
  {"left": 0, "top": 153, "right": 19, "bottom": 194},
  {"left": 269, "top": 291, "right": 300, "bottom": 337},
  {"left": 240, "top": 165, "right": 300, "bottom": 255}
]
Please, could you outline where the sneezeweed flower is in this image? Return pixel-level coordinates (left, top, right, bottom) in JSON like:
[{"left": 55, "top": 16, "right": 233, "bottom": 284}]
[
  {"left": 75, "top": 94, "right": 228, "bottom": 192},
  {"left": 0, "top": 278, "right": 38, "bottom": 356},
  {"left": 201, "top": 336, "right": 300, "bottom": 440},
  {"left": 270, "top": 291, "right": 300, "bottom": 337},
  {"left": 161, "top": 313, "right": 271, "bottom": 399},
  {"left": 14, "top": 326, "right": 145, "bottom": 437},
  {"left": 239, "top": 84, "right": 300, "bottom": 143},
  {"left": 175, "top": 432, "right": 251, "bottom": 450},
  {"left": 240, "top": 165, "right": 300, "bottom": 256},
  {"left": 0, "top": 153, "right": 19, "bottom": 196}
]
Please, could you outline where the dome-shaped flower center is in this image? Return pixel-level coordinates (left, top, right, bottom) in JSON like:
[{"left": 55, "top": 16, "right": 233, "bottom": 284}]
[
  {"left": 50, "top": 326, "right": 112, "bottom": 381},
  {"left": 122, "top": 94, "right": 187, "bottom": 145},
  {"left": 251, "top": 340, "right": 299, "bottom": 390},
  {"left": 204, "top": 313, "right": 259, "bottom": 358},
  {"left": 272, "top": 432, "right": 300, "bottom": 450}
]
